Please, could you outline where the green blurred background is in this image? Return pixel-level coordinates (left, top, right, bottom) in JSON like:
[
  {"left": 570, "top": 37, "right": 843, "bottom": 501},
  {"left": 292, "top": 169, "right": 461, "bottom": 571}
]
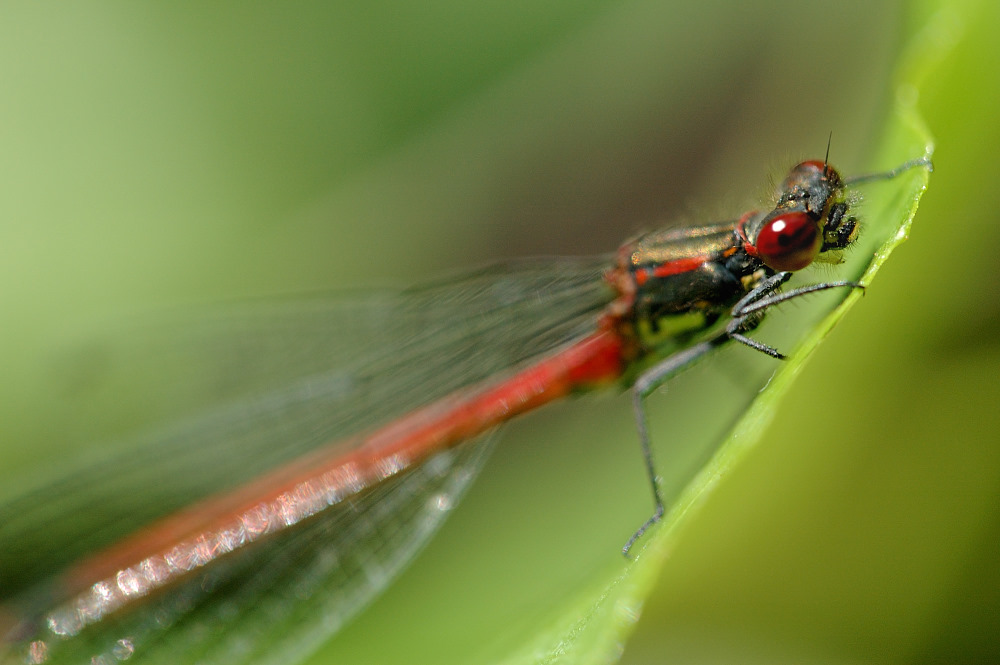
[{"left": 0, "top": 0, "right": 996, "bottom": 663}]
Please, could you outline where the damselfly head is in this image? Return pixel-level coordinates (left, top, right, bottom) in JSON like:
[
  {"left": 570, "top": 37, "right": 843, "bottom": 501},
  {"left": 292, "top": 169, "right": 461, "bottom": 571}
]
[
  {"left": 745, "top": 160, "right": 854, "bottom": 273},
  {"left": 777, "top": 160, "right": 844, "bottom": 218},
  {"left": 747, "top": 154, "right": 933, "bottom": 274}
]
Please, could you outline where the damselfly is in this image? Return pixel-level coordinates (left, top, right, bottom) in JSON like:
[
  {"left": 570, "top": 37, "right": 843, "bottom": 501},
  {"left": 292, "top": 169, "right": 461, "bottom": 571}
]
[{"left": 0, "top": 155, "right": 931, "bottom": 665}]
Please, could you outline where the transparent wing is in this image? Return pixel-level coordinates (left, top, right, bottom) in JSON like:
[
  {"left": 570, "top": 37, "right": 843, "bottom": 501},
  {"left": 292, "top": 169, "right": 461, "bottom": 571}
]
[
  {"left": 7, "top": 437, "right": 496, "bottom": 665},
  {"left": 0, "top": 256, "right": 612, "bottom": 664}
]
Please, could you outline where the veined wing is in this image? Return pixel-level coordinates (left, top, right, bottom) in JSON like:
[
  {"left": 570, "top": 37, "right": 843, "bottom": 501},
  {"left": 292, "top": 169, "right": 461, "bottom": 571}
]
[{"left": 1, "top": 256, "right": 612, "bottom": 664}]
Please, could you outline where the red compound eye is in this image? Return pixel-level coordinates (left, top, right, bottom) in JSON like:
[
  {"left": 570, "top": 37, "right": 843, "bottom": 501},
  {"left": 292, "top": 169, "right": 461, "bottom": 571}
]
[
  {"left": 755, "top": 211, "right": 822, "bottom": 272},
  {"left": 795, "top": 159, "right": 829, "bottom": 175}
]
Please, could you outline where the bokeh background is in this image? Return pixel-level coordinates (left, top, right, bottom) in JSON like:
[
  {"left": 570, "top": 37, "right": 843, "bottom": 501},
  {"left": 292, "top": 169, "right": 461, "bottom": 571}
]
[{"left": 0, "top": 0, "right": 996, "bottom": 663}]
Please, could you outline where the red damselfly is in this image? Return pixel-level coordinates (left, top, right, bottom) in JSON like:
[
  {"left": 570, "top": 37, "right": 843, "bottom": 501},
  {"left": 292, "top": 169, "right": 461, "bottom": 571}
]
[{"left": 0, "top": 155, "right": 931, "bottom": 665}]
